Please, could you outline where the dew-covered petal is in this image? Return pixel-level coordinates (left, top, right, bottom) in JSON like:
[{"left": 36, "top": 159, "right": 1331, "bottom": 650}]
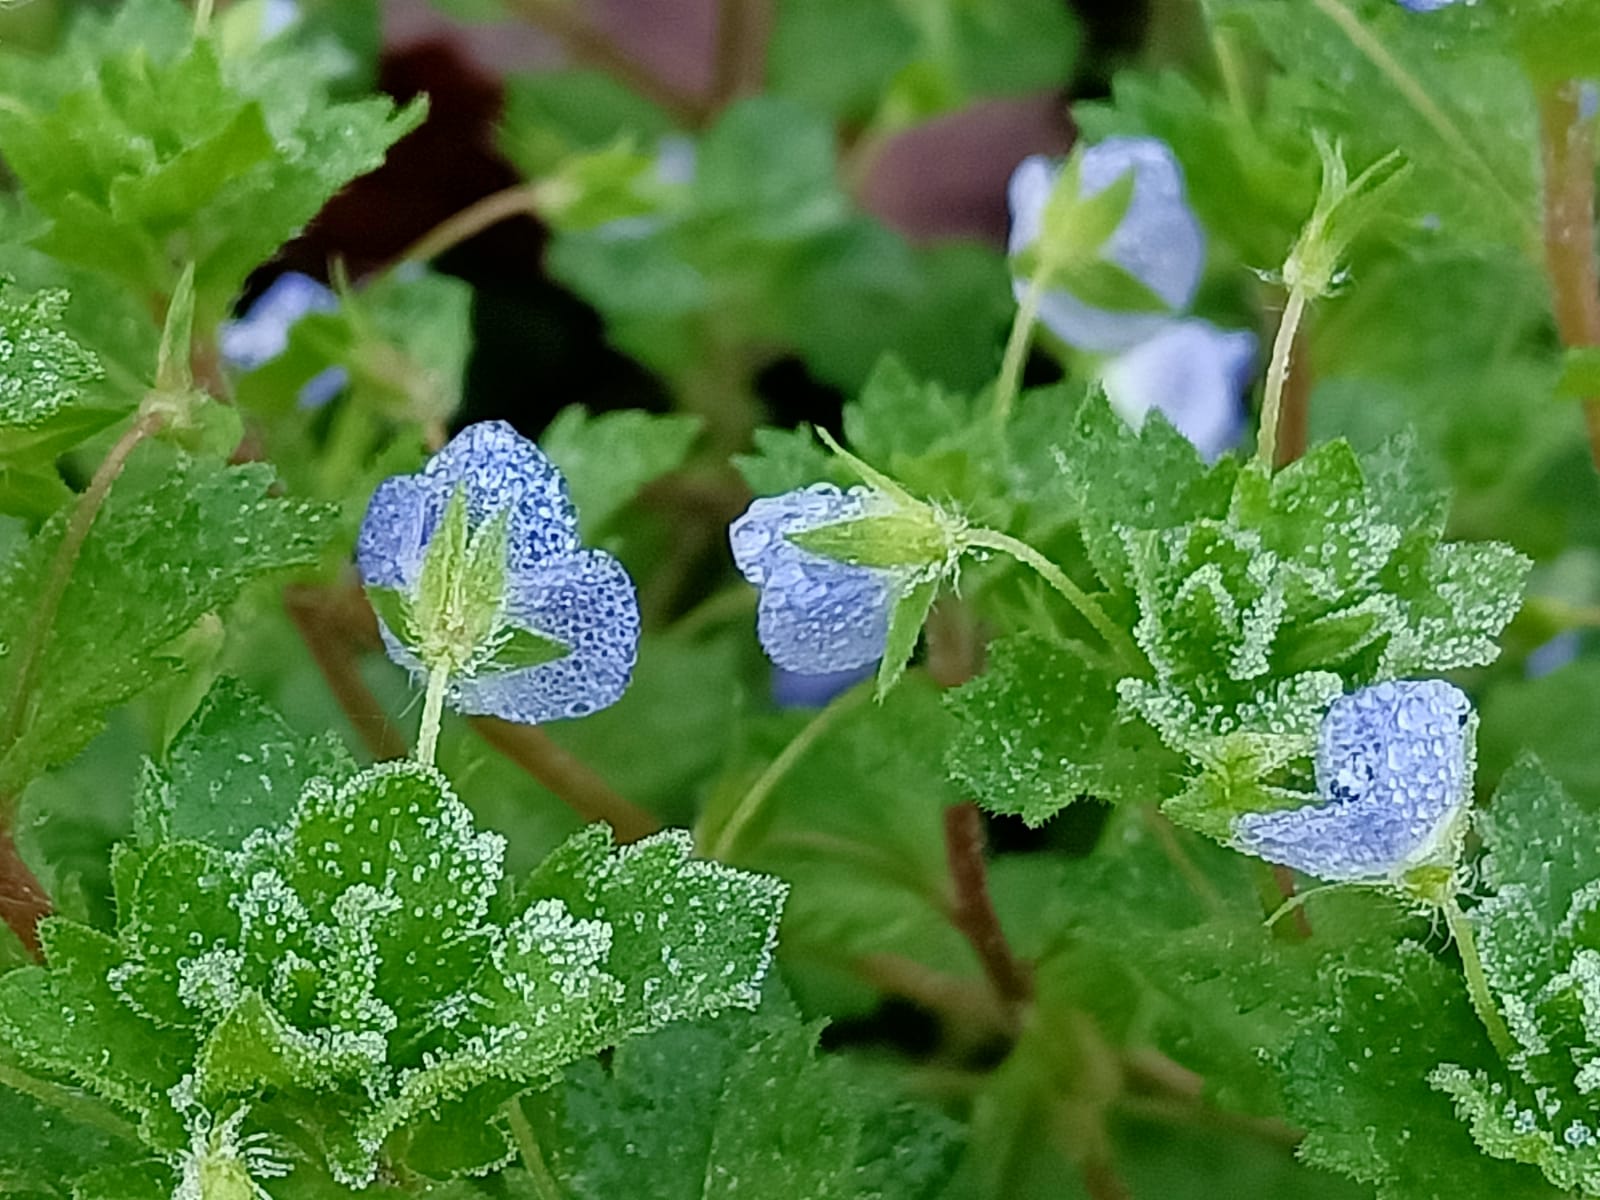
[
  {"left": 756, "top": 555, "right": 893, "bottom": 675},
  {"left": 421, "top": 421, "right": 581, "bottom": 568},
  {"left": 220, "top": 271, "right": 338, "bottom": 371},
  {"left": 452, "top": 549, "right": 641, "bottom": 723},
  {"left": 357, "top": 472, "right": 442, "bottom": 593},
  {"left": 1232, "top": 679, "right": 1472, "bottom": 881},
  {"left": 1101, "top": 319, "right": 1256, "bottom": 462},
  {"left": 1008, "top": 139, "right": 1206, "bottom": 352}
]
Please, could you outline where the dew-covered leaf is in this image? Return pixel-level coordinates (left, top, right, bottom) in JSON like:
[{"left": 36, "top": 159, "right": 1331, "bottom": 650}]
[{"left": 0, "top": 281, "right": 104, "bottom": 432}]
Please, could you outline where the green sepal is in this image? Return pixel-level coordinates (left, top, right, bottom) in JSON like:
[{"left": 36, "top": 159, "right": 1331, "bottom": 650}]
[
  {"left": 153, "top": 262, "right": 195, "bottom": 396},
  {"left": 481, "top": 625, "right": 570, "bottom": 672},
  {"left": 366, "top": 585, "right": 416, "bottom": 644},
  {"left": 414, "top": 486, "right": 472, "bottom": 643},
  {"left": 1039, "top": 151, "right": 1137, "bottom": 268},
  {"left": 789, "top": 514, "right": 950, "bottom": 569},
  {"left": 876, "top": 576, "right": 939, "bottom": 699},
  {"left": 1050, "top": 256, "right": 1170, "bottom": 315}
]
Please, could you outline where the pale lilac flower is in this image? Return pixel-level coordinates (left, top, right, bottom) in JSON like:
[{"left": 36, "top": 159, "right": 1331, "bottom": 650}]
[
  {"left": 1007, "top": 140, "right": 1206, "bottom": 352},
  {"left": 357, "top": 421, "right": 640, "bottom": 723},
  {"left": 1100, "top": 319, "right": 1256, "bottom": 461},
  {"left": 220, "top": 272, "right": 347, "bottom": 408},
  {"left": 1232, "top": 680, "right": 1473, "bottom": 882},
  {"left": 730, "top": 485, "right": 899, "bottom": 675},
  {"left": 1395, "top": 0, "right": 1458, "bottom": 11}
]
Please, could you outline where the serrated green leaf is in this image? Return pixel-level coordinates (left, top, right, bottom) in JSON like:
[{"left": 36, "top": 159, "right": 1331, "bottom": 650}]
[
  {"left": 0, "top": 449, "right": 337, "bottom": 797},
  {"left": 946, "top": 633, "right": 1172, "bottom": 824},
  {"left": 521, "top": 1000, "right": 961, "bottom": 1200},
  {"left": 0, "top": 280, "right": 104, "bottom": 432},
  {"left": 539, "top": 405, "right": 702, "bottom": 538}
]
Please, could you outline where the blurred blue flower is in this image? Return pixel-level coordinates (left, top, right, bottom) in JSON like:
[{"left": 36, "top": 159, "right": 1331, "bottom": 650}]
[
  {"left": 1232, "top": 680, "right": 1473, "bottom": 882},
  {"left": 358, "top": 420, "right": 640, "bottom": 723},
  {"left": 1395, "top": 0, "right": 1458, "bottom": 10},
  {"left": 730, "top": 485, "right": 900, "bottom": 675},
  {"left": 220, "top": 272, "right": 347, "bottom": 408},
  {"left": 1007, "top": 139, "right": 1206, "bottom": 352},
  {"left": 1101, "top": 319, "right": 1256, "bottom": 462},
  {"left": 1527, "top": 630, "right": 1582, "bottom": 679},
  {"left": 772, "top": 662, "right": 876, "bottom": 709}
]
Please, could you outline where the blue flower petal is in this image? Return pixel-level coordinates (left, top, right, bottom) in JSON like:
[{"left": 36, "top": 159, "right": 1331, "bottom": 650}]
[
  {"left": 453, "top": 550, "right": 640, "bottom": 724},
  {"left": 1008, "top": 139, "right": 1206, "bottom": 352},
  {"left": 219, "top": 272, "right": 338, "bottom": 371},
  {"left": 772, "top": 662, "right": 877, "bottom": 709},
  {"left": 356, "top": 473, "right": 441, "bottom": 592},
  {"left": 1101, "top": 319, "right": 1256, "bottom": 462},
  {"left": 1233, "top": 679, "right": 1472, "bottom": 881},
  {"left": 419, "top": 420, "right": 580, "bottom": 569},
  {"left": 730, "top": 484, "right": 899, "bottom": 675},
  {"left": 1395, "top": 0, "right": 1458, "bottom": 11}
]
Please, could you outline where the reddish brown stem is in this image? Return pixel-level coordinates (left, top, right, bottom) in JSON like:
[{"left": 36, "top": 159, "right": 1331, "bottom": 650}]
[
  {"left": 1270, "top": 864, "right": 1313, "bottom": 939},
  {"left": 943, "top": 802, "right": 1033, "bottom": 1016},
  {"left": 1273, "top": 325, "right": 1312, "bottom": 468},
  {"left": 284, "top": 584, "right": 409, "bottom": 762},
  {"left": 470, "top": 717, "right": 662, "bottom": 844},
  {"left": 1539, "top": 82, "right": 1600, "bottom": 470},
  {"left": 0, "top": 824, "right": 49, "bottom": 959}
]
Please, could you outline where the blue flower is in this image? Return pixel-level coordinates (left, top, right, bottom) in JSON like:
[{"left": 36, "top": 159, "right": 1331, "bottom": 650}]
[
  {"left": 220, "top": 272, "right": 348, "bottom": 408},
  {"left": 730, "top": 485, "right": 902, "bottom": 675},
  {"left": 1008, "top": 139, "right": 1206, "bottom": 352},
  {"left": 1395, "top": 0, "right": 1458, "bottom": 10},
  {"left": 357, "top": 420, "right": 640, "bottom": 723},
  {"left": 1232, "top": 680, "right": 1473, "bottom": 882},
  {"left": 1100, "top": 319, "right": 1257, "bottom": 462}
]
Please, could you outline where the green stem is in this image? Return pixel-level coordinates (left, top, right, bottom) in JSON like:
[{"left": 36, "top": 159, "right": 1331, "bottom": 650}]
[
  {"left": 704, "top": 685, "right": 869, "bottom": 861},
  {"left": 505, "top": 1099, "right": 564, "bottom": 1200},
  {"left": 1443, "top": 898, "right": 1517, "bottom": 1061},
  {"left": 1255, "top": 287, "right": 1308, "bottom": 470},
  {"left": 416, "top": 663, "right": 449, "bottom": 768},
  {"left": 961, "top": 527, "right": 1140, "bottom": 669},
  {"left": 994, "top": 272, "right": 1048, "bottom": 425},
  {"left": 194, "top": 0, "right": 214, "bottom": 34}
]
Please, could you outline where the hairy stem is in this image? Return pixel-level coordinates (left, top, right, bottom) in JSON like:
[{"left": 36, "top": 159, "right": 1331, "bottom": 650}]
[
  {"left": 416, "top": 663, "right": 449, "bottom": 768},
  {"left": 1255, "top": 288, "right": 1308, "bottom": 470},
  {"left": 994, "top": 273, "right": 1047, "bottom": 425},
  {"left": 961, "top": 527, "right": 1139, "bottom": 669},
  {"left": 0, "top": 824, "right": 50, "bottom": 959},
  {"left": 1, "top": 411, "right": 163, "bottom": 778},
  {"left": 284, "top": 587, "right": 409, "bottom": 762},
  {"left": 471, "top": 717, "right": 662, "bottom": 844},
  {"left": 1443, "top": 897, "right": 1517, "bottom": 1061},
  {"left": 943, "top": 803, "right": 1032, "bottom": 1020},
  {"left": 1537, "top": 82, "right": 1600, "bottom": 470},
  {"left": 705, "top": 685, "right": 868, "bottom": 861},
  {"left": 395, "top": 184, "right": 542, "bottom": 270},
  {"left": 505, "top": 1098, "right": 564, "bottom": 1200}
]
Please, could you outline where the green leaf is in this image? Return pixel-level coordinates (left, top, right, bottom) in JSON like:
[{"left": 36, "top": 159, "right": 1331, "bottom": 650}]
[
  {"left": 0, "top": 280, "right": 104, "bottom": 432},
  {"left": 366, "top": 585, "right": 416, "bottom": 645},
  {"left": 735, "top": 426, "right": 848, "bottom": 495},
  {"left": 132, "top": 677, "right": 355, "bottom": 852},
  {"left": 1556, "top": 345, "right": 1600, "bottom": 400},
  {"left": 946, "top": 633, "right": 1172, "bottom": 824},
  {"left": 0, "top": 2, "right": 425, "bottom": 319},
  {"left": 0, "top": 450, "right": 337, "bottom": 796},
  {"left": 539, "top": 405, "right": 703, "bottom": 537},
  {"left": 0, "top": 1082, "right": 146, "bottom": 1199},
  {"left": 520, "top": 1000, "right": 961, "bottom": 1200},
  {"left": 877, "top": 577, "right": 939, "bottom": 699},
  {"left": 0, "top": 754, "right": 786, "bottom": 1188},
  {"left": 499, "top": 69, "right": 674, "bottom": 179},
  {"left": 1281, "top": 939, "right": 1561, "bottom": 1200},
  {"left": 1427, "top": 759, "right": 1600, "bottom": 1192}
]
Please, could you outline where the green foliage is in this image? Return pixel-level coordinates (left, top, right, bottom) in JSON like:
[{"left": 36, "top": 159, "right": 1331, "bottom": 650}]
[
  {"left": 540, "top": 406, "right": 703, "bottom": 539},
  {"left": 519, "top": 1000, "right": 961, "bottom": 1199},
  {"left": 1430, "top": 760, "right": 1600, "bottom": 1191},
  {"left": 0, "top": 0, "right": 423, "bottom": 321},
  {"left": 0, "top": 280, "right": 105, "bottom": 431},
  {"left": 0, "top": 449, "right": 336, "bottom": 798},
  {"left": 0, "top": 701, "right": 785, "bottom": 1193}
]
